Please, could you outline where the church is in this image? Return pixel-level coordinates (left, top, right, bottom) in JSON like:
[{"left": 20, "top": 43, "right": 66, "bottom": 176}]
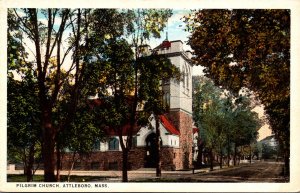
[{"left": 62, "top": 40, "right": 195, "bottom": 171}]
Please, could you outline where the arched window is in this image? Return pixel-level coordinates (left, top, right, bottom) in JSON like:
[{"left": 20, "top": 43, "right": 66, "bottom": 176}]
[
  {"left": 182, "top": 64, "right": 187, "bottom": 88},
  {"left": 109, "top": 137, "right": 119, "bottom": 150},
  {"left": 183, "top": 62, "right": 190, "bottom": 94},
  {"left": 163, "top": 92, "right": 170, "bottom": 107},
  {"left": 186, "top": 64, "right": 190, "bottom": 92},
  {"left": 93, "top": 139, "right": 100, "bottom": 151}
]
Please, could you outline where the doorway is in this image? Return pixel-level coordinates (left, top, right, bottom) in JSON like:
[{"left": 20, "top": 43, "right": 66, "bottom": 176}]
[{"left": 144, "top": 133, "right": 160, "bottom": 168}]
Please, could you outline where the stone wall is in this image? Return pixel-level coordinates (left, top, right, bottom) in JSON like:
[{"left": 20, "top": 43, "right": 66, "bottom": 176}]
[
  {"left": 166, "top": 110, "right": 193, "bottom": 169},
  {"left": 61, "top": 146, "right": 182, "bottom": 171}
]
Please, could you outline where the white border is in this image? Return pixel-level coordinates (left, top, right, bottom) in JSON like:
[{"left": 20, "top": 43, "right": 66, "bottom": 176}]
[{"left": 1, "top": 0, "right": 300, "bottom": 192}]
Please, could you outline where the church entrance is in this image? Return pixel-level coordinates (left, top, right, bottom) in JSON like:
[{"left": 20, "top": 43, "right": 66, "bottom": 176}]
[{"left": 144, "top": 133, "right": 159, "bottom": 168}]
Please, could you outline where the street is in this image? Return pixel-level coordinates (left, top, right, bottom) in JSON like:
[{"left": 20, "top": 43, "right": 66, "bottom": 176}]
[
  {"left": 189, "top": 161, "right": 287, "bottom": 182},
  {"left": 130, "top": 161, "right": 288, "bottom": 182},
  {"left": 7, "top": 161, "right": 288, "bottom": 182}
]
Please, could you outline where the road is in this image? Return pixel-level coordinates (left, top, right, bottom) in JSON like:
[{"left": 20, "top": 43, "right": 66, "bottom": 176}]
[
  {"left": 131, "top": 161, "right": 288, "bottom": 182},
  {"left": 189, "top": 161, "right": 287, "bottom": 182},
  {"left": 7, "top": 161, "right": 288, "bottom": 182}
]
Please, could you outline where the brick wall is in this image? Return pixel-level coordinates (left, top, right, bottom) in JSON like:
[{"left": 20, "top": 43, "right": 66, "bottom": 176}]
[
  {"left": 61, "top": 146, "right": 183, "bottom": 171},
  {"left": 166, "top": 110, "right": 193, "bottom": 169},
  {"left": 61, "top": 111, "right": 193, "bottom": 171}
]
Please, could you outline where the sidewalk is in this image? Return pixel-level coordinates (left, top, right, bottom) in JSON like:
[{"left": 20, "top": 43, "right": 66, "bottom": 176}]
[{"left": 7, "top": 165, "right": 229, "bottom": 177}]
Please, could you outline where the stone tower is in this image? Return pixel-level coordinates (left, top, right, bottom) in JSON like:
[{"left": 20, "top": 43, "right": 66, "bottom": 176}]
[{"left": 155, "top": 40, "right": 193, "bottom": 169}]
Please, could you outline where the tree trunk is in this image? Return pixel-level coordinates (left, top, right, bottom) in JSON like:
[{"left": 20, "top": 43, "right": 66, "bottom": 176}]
[
  {"left": 155, "top": 115, "right": 161, "bottom": 177},
  {"left": 210, "top": 148, "right": 213, "bottom": 171},
  {"left": 284, "top": 150, "right": 290, "bottom": 176},
  {"left": 249, "top": 145, "right": 252, "bottom": 164},
  {"left": 56, "top": 141, "right": 61, "bottom": 182},
  {"left": 233, "top": 144, "right": 237, "bottom": 166},
  {"left": 28, "top": 8, "right": 56, "bottom": 182},
  {"left": 227, "top": 139, "right": 230, "bottom": 167},
  {"left": 67, "top": 152, "right": 76, "bottom": 182},
  {"left": 197, "top": 143, "right": 203, "bottom": 168},
  {"left": 42, "top": 109, "right": 56, "bottom": 182},
  {"left": 219, "top": 149, "right": 223, "bottom": 169},
  {"left": 26, "top": 143, "right": 35, "bottom": 182},
  {"left": 122, "top": 149, "right": 129, "bottom": 182}
]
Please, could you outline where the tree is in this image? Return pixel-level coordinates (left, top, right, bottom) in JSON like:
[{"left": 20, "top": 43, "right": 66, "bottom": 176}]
[
  {"left": 9, "top": 8, "right": 134, "bottom": 182},
  {"left": 56, "top": 101, "right": 105, "bottom": 182},
  {"left": 193, "top": 76, "right": 224, "bottom": 170},
  {"left": 193, "top": 76, "right": 261, "bottom": 169},
  {"left": 7, "top": 9, "right": 42, "bottom": 182},
  {"left": 261, "top": 142, "right": 279, "bottom": 160},
  {"left": 7, "top": 78, "right": 41, "bottom": 182},
  {"left": 186, "top": 9, "right": 290, "bottom": 175}
]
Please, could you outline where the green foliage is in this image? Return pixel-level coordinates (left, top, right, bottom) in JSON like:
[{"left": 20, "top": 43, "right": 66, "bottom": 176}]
[
  {"left": 129, "top": 9, "right": 172, "bottom": 47},
  {"left": 193, "top": 76, "right": 261, "bottom": 161},
  {"left": 231, "top": 96, "right": 261, "bottom": 147},
  {"left": 193, "top": 76, "right": 223, "bottom": 148},
  {"left": 186, "top": 9, "right": 290, "bottom": 159},
  {"left": 59, "top": 103, "right": 105, "bottom": 153},
  {"left": 261, "top": 142, "right": 279, "bottom": 159},
  {"left": 7, "top": 78, "right": 40, "bottom": 150}
]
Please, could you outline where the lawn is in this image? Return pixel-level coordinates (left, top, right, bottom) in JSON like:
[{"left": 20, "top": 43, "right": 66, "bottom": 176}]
[{"left": 7, "top": 174, "right": 118, "bottom": 182}]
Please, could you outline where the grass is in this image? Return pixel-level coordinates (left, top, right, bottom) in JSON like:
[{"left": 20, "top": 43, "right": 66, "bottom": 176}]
[
  {"left": 7, "top": 174, "right": 44, "bottom": 182},
  {"left": 131, "top": 177, "right": 199, "bottom": 182},
  {"left": 7, "top": 174, "right": 118, "bottom": 182}
]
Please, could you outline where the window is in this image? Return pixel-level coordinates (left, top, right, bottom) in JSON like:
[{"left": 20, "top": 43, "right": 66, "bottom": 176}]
[
  {"left": 186, "top": 65, "right": 190, "bottom": 91},
  {"left": 182, "top": 62, "right": 190, "bottom": 95},
  {"left": 93, "top": 139, "right": 100, "bottom": 151},
  {"left": 108, "top": 137, "right": 119, "bottom": 150},
  {"left": 182, "top": 66, "right": 186, "bottom": 88},
  {"left": 163, "top": 92, "right": 170, "bottom": 107}
]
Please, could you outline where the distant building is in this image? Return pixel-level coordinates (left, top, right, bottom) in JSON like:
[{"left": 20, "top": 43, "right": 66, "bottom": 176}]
[
  {"left": 62, "top": 40, "right": 194, "bottom": 171},
  {"left": 260, "top": 134, "right": 278, "bottom": 148}
]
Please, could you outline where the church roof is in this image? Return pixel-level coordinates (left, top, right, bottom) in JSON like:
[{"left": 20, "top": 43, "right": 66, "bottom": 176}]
[{"left": 159, "top": 115, "right": 180, "bottom": 135}]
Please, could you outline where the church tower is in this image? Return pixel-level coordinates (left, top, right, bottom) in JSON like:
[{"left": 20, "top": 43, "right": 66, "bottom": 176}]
[{"left": 155, "top": 40, "right": 193, "bottom": 169}]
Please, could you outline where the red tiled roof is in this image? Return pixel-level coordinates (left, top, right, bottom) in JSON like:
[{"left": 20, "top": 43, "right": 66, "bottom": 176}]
[
  {"left": 159, "top": 115, "right": 180, "bottom": 135},
  {"left": 153, "top": 40, "right": 171, "bottom": 50}
]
